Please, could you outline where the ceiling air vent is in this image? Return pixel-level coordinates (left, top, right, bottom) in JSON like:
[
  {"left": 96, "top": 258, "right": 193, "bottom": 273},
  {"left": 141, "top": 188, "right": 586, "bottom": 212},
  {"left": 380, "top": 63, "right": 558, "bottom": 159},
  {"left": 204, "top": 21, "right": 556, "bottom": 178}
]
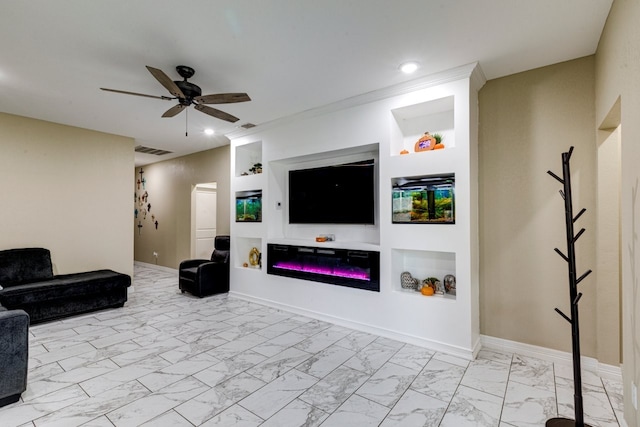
[
  {"left": 134, "top": 145, "right": 173, "bottom": 156},
  {"left": 240, "top": 123, "right": 256, "bottom": 129}
]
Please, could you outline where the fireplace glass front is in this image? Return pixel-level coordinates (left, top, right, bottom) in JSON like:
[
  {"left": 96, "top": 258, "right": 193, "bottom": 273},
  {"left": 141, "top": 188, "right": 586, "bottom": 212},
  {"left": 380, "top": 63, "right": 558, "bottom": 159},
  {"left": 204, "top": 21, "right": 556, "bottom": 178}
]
[{"left": 267, "top": 244, "right": 380, "bottom": 292}]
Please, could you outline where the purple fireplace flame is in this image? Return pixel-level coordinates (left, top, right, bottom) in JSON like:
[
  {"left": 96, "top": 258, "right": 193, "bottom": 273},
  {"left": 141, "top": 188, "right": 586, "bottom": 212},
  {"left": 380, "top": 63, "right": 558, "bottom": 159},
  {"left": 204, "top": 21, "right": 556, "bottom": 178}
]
[{"left": 272, "top": 262, "right": 370, "bottom": 281}]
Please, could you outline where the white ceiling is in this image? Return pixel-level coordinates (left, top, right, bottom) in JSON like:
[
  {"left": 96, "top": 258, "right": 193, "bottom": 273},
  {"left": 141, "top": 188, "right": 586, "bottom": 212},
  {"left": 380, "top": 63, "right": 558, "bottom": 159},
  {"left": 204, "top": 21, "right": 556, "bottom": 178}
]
[{"left": 0, "top": 0, "right": 612, "bottom": 166}]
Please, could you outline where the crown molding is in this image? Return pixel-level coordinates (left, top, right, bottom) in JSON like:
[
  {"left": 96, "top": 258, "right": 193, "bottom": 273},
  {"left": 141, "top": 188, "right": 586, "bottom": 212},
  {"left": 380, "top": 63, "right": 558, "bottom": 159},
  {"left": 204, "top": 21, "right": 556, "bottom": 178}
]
[{"left": 227, "top": 62, "right": 485, "bottom": 140}]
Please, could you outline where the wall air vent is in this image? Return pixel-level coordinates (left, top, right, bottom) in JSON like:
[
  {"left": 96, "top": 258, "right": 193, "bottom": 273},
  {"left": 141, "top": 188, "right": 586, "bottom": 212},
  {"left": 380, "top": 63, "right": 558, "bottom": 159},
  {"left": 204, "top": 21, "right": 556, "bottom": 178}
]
[{"left": 134, "top": 145, "right": 173, "bottom": 156}]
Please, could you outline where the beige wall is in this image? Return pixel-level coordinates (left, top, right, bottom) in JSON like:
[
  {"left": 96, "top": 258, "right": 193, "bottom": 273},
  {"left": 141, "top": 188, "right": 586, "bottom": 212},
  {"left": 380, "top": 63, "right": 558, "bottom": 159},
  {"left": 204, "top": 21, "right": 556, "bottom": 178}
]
[
  {"left": 0, "top": 113, "right": 134, "bottom": 276},
  {"left": 479, "top": 57, "right": 601, "bottom": 359},
  {"left": 595, "top": 0, "right": 640, "bottom": 425},
  {"left": 133, "top": 145, "right": 230, "bottom": 269}
]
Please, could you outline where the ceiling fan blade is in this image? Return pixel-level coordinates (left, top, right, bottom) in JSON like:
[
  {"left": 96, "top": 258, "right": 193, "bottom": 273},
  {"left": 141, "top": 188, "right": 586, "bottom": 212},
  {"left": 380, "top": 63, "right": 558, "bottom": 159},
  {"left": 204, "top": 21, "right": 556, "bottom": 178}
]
[
  {"left": 146, "top": 66, "right": 186, "bottom": 98},
  {"left": 194, "top": 93, "right": 251, "bottom": 104},
  {"left": 194, "top": 104, "right": 240, "bottom": 122},
  {"left": 162, "top": 104, "right": 185, "bottom": 118},
  {"left": 100, "top": 88, "right": 174, "bottom": 101}
]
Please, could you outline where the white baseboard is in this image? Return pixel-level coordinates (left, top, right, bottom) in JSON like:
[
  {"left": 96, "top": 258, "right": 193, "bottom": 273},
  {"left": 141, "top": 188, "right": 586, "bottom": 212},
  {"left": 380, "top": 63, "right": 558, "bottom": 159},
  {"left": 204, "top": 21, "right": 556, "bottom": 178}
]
[
  {"left": 229, "top": 290, "right": 479, "bottom": 360},
  {"left": 129, "top": 264, "right": 621, "bottom": 383},
  {"left": 481, "top": 335, "right": 622, "bottom": 382},
  {"left": 134, "top": 261, "right": 178, "bottom": 274}
]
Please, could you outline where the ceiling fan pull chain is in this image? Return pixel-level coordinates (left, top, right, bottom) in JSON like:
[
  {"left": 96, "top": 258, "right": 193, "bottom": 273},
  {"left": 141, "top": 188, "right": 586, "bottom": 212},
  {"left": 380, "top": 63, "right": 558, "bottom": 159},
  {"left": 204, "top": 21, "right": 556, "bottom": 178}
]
[{"left": 185, "top": 107, "right": 188, "bottom": 137}]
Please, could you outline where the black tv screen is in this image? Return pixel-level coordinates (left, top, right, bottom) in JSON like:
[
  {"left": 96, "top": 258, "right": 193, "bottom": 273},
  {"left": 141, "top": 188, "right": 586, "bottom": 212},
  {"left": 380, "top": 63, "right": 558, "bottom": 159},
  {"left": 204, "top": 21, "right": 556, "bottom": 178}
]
[{"left": 289, "top": 159, "right": 375, "bottom": 224}]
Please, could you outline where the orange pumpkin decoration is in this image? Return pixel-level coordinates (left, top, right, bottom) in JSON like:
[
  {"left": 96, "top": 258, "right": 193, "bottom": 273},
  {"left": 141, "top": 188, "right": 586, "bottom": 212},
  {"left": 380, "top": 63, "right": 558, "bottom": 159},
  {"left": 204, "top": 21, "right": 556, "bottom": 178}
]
[
  {"left": 414, "top": 132, "right": 436, "bottom": 152},
  {"left": 421, "top": 286, "right": 435, "bottom": 296},
  {"left": 432, "top": 133, "right": 444, "bottom": 150}
]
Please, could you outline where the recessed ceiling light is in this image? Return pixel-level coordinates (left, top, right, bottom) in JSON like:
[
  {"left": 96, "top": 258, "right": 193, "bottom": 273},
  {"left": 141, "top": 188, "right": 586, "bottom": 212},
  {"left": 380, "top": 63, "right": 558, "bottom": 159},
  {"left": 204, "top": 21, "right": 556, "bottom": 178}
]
[
  {"left": 204, "top": 128, "right": 214, "bottom": 136},
  {"left": 400, "top": 61, "right": 419, "bottom": 74}
]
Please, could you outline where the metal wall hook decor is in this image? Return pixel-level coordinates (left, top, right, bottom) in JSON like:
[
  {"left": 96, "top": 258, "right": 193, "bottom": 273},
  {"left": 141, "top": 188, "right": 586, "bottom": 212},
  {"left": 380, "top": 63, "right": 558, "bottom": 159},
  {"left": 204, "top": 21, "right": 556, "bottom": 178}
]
[{"left": 546, "top": 146, "right": 593, "bottom": 427}]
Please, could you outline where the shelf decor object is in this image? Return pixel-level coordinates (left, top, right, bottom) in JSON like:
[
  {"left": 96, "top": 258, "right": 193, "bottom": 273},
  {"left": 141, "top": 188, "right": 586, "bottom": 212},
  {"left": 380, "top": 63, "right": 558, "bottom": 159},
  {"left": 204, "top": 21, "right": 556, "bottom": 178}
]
[
  {"left": 235, "top": 190, "right": 262, "bottom": 222},
  {"left": 392, "top": 174, "right": 455, "bottom": 224},
  {"left": 546, "top": 146, "right": 593, "bottom": 427},
  {"left": 249, "top": 247, "right": 261, "bottom": 267},
  {"left": 400, "top": 271, "right": 419, "bottom": 290},
  {"left": 414, "top": 132, "right": 437, "bottom": 152}
]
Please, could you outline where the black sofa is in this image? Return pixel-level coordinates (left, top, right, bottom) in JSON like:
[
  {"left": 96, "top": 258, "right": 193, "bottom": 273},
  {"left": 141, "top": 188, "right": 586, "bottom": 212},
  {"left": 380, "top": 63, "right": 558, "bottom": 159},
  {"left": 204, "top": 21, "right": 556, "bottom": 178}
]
[
  {"left": 0, "top": 248, "right": 131, "bottom": 324},
  {"left": 179, "top": 235, "right": 230, "bottom": 297},
  {"left": 0, "top": 306, "right": 28, "bottom": 407}
]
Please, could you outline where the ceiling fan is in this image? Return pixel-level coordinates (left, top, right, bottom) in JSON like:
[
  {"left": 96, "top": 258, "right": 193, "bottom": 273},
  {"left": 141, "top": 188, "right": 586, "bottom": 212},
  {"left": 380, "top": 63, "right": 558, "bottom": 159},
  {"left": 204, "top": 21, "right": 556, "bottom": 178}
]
[{"left": 101, "top": 65, "right": 251, "bottom": 123}]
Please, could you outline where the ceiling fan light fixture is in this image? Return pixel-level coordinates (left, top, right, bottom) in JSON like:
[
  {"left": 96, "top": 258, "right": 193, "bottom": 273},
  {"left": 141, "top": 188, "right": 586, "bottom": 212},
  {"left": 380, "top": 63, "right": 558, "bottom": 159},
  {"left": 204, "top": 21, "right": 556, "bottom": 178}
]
[
  {"left": 101, "top": 65, "right": 251, "bottom": 124},
  {"left": 400, "top": 61, "right": 419, "bottom": 74}
]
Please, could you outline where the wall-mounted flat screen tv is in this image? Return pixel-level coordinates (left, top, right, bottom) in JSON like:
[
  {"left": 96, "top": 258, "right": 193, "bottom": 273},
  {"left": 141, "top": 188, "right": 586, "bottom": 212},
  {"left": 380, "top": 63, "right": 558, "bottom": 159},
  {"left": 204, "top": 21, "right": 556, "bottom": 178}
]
[{"left": 289, "top": 159, "right": 375, "bottom": 224}]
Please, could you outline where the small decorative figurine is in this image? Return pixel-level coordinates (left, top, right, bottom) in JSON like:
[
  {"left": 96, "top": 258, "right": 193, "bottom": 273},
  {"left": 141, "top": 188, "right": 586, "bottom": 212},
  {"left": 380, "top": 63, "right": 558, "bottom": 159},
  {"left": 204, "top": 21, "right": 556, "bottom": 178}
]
[
  {"left": 249, "top": 247, "right": 261, "bottom": 267},
  {"left": 422, "top": 277, "right": 441, "bottom": 293},
  {"left": 443, "top": 274, "right": 456, "bottom": 295},
  {"left": 414, "top": 132, "right": 437, "bottom": 152},
  {"left": 400, "top": 272, "right": 419, "bottom": 290},
  {"left": 433, "top": 133, "right": 445, "bottom": 150},
  {"left": 249, "top": 162, "right": 263, "bottom": 174}
]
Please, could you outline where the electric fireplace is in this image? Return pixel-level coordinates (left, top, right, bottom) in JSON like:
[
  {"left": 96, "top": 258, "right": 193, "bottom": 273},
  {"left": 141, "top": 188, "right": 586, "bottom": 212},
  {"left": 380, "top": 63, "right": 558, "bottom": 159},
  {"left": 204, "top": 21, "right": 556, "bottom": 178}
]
[{"left": 267, "top": 244, "right": 380, "bottom": 292}]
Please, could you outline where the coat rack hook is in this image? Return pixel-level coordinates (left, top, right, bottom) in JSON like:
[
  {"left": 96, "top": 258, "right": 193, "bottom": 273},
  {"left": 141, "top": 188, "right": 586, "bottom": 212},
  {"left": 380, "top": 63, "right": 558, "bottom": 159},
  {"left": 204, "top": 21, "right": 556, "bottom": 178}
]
[
  {"left": 554, "top": 248, "right": 569, "bottom": 262},
  {"left": 576, "top": 270, "right": 592, "bottom": 285},
  {"left": 573, "top": 208, "right": 586, "bottom": 223},
  {"left": 555, "top": 308, "right": 572, "bottom": 323},
  {"left": 572, "top": 228, "right": 586, "bottom": 243},
  {"left": 547, "top": 170, "right": 564, "bottom": 184}
]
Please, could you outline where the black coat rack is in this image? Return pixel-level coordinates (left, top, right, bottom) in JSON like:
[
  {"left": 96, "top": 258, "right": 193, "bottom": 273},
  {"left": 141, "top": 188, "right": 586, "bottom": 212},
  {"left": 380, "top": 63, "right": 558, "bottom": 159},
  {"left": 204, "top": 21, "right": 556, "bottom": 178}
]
[{"left": 546, "top": 146, "right": 593, "bottom": 427}]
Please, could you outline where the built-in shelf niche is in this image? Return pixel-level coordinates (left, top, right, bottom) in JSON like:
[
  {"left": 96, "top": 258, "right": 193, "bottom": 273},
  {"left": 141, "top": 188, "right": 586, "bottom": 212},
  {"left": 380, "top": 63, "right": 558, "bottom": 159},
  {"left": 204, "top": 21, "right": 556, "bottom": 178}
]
[
  {"left": 235, "top": 141, "right": 263, "bottom": 178},
  {"left": 235, "top": 237, "right": 263, "bottom": 270},
  {"left": 390, "top": 96, "right": 454, "bottom": 156},
  {"left": 391, "top": 248, "right": 456, "bottom": 299}
]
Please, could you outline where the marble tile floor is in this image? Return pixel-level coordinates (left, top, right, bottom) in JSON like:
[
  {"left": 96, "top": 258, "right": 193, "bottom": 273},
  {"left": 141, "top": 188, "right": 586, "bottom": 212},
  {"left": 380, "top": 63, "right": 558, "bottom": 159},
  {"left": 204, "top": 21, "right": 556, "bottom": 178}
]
[{"left": 0, "top": 264, "right": 624, "bottom": 427}]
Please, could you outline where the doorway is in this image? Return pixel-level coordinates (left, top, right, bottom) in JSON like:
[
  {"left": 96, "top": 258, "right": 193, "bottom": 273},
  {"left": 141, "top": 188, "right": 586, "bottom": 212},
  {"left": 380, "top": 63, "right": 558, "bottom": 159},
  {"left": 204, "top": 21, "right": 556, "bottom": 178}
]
[
  {"left": 596, "top": 111, "right": 622, "bottom": 366},
  {"left": 191, "top": 182, "right": 217, "bottom": 259}
]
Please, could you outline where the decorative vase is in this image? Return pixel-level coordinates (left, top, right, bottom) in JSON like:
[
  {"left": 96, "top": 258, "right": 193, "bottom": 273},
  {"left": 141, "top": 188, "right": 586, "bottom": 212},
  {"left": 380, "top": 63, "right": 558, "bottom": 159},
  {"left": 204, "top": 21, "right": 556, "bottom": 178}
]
[{"left": 444, "top": 274, "right": 456, "bottom": 295}]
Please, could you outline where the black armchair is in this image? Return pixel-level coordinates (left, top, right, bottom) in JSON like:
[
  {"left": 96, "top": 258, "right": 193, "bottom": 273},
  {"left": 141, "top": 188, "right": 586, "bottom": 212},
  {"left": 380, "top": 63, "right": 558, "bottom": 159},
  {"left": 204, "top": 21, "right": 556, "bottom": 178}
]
[{"left": 179, "top": 235, "right": 230, "bottom": 297}]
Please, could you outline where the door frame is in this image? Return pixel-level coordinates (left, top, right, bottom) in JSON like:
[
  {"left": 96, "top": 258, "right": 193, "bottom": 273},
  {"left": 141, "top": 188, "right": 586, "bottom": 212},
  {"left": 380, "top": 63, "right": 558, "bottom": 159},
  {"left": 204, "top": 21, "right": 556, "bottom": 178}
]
[{"left": 190, "top": 182, "right": 217, "bottom": 258}]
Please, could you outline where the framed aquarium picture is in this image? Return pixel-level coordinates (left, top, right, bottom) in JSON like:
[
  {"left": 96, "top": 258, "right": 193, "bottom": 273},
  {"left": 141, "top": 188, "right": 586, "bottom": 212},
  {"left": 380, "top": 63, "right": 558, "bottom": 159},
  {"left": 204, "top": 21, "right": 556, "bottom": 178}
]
[
  {"left": 392, "top": 174, "right": 454, "bottom": 224},
  {"left": 236, "top": 190, "right": 262, "bottom": 222}
]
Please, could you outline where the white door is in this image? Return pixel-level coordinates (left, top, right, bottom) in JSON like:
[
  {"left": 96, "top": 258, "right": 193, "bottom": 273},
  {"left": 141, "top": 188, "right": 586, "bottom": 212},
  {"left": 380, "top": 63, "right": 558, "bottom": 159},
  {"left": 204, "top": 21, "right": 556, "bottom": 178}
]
[{"left": 193, "top": 184, "right": 217, "bottom": 259}]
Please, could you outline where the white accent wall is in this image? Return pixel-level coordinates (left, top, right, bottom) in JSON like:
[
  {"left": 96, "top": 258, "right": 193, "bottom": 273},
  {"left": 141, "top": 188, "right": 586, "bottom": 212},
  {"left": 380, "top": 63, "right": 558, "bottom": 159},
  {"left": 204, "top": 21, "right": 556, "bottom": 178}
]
[{"left": 230, "top": 64, "right": 485, "bottom": 359}]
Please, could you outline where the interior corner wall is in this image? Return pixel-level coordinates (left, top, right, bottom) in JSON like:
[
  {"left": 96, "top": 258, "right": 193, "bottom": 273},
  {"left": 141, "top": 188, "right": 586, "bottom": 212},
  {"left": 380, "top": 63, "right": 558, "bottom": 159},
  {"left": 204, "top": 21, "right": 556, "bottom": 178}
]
[
  {"left": 0, "top": 113, "right": 134, "bottom": 277},
  {"left": 595, "top": 0, "right": 640, "bottom": 425},
  {"left": 133, "top": 145, "right": 230, "bottom": 269},
  {"left": 478, "top": 57, "right": 599, "bottom": 359}
]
